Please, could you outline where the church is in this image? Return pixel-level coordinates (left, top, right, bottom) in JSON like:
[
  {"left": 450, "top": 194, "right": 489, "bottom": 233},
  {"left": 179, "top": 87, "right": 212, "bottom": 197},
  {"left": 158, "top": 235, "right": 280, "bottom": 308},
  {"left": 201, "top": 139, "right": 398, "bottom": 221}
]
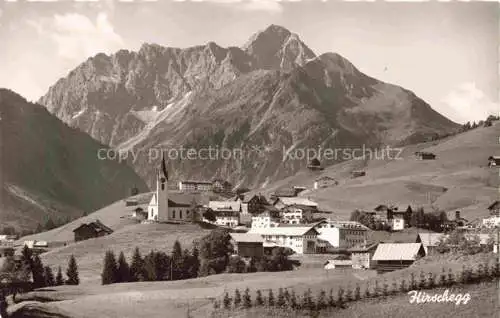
[{"left": 147, "top": 154, "right": 194, "bottom": 222}]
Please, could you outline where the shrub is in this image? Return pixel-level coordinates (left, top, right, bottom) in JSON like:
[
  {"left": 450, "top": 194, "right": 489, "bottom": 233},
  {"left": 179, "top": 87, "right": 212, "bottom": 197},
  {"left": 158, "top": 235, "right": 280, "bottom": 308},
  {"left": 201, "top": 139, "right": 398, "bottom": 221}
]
[
  {"left": 255, "top": 290, "right": 264, "bottom": 306},
  {"left": 337, "top": 287, "right": 345, "bottom": 307},
  {"left": 267, "top": 289, "right": 275, "bottom": 307},
  {"left": 234, "top": 289, "right": 241, "bottom": 308},
  {"left": 243, "top": 288, "right": 252, "bottom": 308},
  {"left": 354, "top": 284, "right": 361, "bottom": 300},
  {"left": 382, "top": 280, "right": 389, "bottom": 296},
  {"left": 447, "top": 268, "right": 455, "bottom": 286},
  {"left": 316, "top": 289, "right": 327, "bottom": 310},
  {"left": 439, "top": 268, "right": 447, "bottom": 286},
  {"left": 364, "top": 284, "right": 371, "bottom": 298},
  {"left": 277, "top": 288, "right": 286, "bottom": 307},
  {"left": 373, "top": 280, "right": 380, "bottom": 297},
  {"left": 418, "top": 271, "right": 426, "bottom": 289},
  {"left": 328, "top": 289, "right": 336, "bottom": 307},
  {"left": 409, "top": 272, "right": 417, "bottom": 290},
  {"left": 290, "top": 290, "right": 298, "bottom": 309},
  {"left": 427, "top": 272, "right": 435, "bottom": 289},
  {"left": 223, "top": 292, "right": 231, "bottom": 309}
]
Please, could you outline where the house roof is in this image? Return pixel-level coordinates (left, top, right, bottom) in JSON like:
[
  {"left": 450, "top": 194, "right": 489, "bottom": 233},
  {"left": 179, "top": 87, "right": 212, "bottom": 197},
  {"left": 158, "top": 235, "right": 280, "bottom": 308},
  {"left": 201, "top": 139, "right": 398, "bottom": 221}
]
[
  {"left": 348, "top": 242, "right": 378, "bottom": 253},
  {"left": 276, "top": 197, "right": 318, "bottom": 207},
  {"left": 372, "top": 243, "right": 425, "bottom": 261},
  {"left": 316, "top": 219, "right": 370, "bottom": 231},
  {"left": 416, "top": 233, "right": 447, "bottom": 247},
  {"left": 230, "top": 233, "right": 264, "bottom": 243},
  {"left": 208, "top": 201, "right": 241, "bottom": 211},
  {"left": 488, "top": 201, "right": 500, "bottom": 210},
  {"left": 248, "top": 226, "right": 317, "bottom": 237},
  {"left": 73, "top": 219, "right": 113, "bottom": 234},
  {"left": 315, "top": 176, "right": 336, "bottom": 181},
  {"left": 179, "top": 180, "right": 213, "bottom": 185}
]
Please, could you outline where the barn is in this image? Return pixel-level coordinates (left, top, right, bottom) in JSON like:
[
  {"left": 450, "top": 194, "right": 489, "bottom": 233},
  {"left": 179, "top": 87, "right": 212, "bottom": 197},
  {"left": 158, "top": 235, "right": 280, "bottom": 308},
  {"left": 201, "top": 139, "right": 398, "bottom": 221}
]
[{"left": 372, "top": 243, "right": 426, "bottom": 273}]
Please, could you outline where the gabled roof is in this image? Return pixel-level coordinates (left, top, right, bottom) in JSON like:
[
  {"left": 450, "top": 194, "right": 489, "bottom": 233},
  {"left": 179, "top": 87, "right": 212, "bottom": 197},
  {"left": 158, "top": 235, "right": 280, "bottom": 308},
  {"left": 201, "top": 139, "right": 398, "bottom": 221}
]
[
  {"left": 348, "top": 242, "right": 378, "bottom": 253},
  {"left": 248, "top": 226, "right": 318, "bottom": 237},
  {"left": 372, "top": 243, "right": 425, "bottom": 261},
  {"left": 315, "top": 176, "right": 336, "bottom": 181},
  {"left": 275, "top": 197, "right": 318, "bottom": 207},
  {"left": 230, "top": 233, "right": 264, "bottom": 243},
  {"left": 416, "top": 233, "right": 447, "bottom": 247},
  {"left": 488, "top": 201, "right": 500, "bottom": 210},
  {"left": 73, "top": 219, "right": 113, "bottom": 234},
  {"left": 208, "top": 201, "right": 241, "bottom": 211}
]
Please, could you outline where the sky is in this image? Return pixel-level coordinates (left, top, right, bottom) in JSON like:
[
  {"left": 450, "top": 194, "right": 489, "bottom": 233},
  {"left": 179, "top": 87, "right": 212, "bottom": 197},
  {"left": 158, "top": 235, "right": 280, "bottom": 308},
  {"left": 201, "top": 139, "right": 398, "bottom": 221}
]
[{"left": 0, "top": 0, "right": 498, "bottom": 124}]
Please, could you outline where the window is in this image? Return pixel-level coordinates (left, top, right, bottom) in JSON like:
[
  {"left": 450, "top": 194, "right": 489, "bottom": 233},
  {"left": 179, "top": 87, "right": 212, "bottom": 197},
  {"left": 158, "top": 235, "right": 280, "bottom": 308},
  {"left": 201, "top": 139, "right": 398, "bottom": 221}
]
[
  {"left": 172, "top": 210, "right": 176, "bottom": 219},
  {"left": 180, "top": 210, "right": 183, "bottom": 219}
]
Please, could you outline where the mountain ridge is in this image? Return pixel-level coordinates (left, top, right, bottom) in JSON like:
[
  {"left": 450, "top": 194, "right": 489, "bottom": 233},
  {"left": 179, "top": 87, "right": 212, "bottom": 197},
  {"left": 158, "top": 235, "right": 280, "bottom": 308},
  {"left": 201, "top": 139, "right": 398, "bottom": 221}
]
[{"left": 37, "top": 24, "right": 459, "bottom": 189}]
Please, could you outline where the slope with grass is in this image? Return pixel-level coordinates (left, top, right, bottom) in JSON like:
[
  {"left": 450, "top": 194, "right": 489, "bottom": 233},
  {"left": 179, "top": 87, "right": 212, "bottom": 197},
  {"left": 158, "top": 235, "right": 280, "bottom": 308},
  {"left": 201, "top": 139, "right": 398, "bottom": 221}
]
[{"left": 252, "top": 122, "right": 499, "bottom": 221}]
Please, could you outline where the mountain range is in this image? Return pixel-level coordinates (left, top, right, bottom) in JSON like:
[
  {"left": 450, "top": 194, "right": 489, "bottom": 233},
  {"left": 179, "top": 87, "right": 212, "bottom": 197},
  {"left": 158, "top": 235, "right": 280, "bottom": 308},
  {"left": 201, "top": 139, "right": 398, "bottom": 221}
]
[
  {"left": 0, "top": 89, "right": 148, "bottom": 230},
  {"left": 38, "top": 24, "right": 459, "bottom": 189}
]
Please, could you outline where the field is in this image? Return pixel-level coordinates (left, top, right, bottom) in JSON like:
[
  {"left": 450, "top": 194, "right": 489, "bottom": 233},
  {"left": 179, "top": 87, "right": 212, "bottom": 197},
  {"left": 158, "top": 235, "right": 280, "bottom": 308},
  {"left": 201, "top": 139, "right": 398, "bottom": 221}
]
[{"left": 250, "top": 122, "right": 499, "bottom": 221}]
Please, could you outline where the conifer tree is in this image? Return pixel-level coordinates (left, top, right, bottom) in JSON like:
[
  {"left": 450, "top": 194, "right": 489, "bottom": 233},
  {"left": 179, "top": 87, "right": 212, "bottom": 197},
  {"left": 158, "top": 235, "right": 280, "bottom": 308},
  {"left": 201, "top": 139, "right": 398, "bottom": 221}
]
[
  {"left": 382, "top": 280, "right": 389, "bottom": 297},
  {"left": 44, "top": 266, "right": 55, "bottom": 287},
  {"left": 213, "top": 300, "right": 220, "bottom": 310},
  {"left": 171, "top": 240, "right": 183, "bottom": 280},
  {"left": 290, "top": 290, "right": 298, "bottom": 309},
  {"left": 243, "top": 288, "right": 252, "bottom": 308},
  {"left": 409, "top": 272, "right": 417, "bottom": 290},
  {"left": 328, "top": 289, "right": 336, "bottom": 307},
  {"left": 337, "top": 286, "right": 345, "bottom": 307},
  {"left": 0, "top": 289, "right": 7, "bottom": 318},
  {"left": 267, "top": 289, "right": 275, "bottom": 307},
  {"left": 31, "top": 255, "right": 46, "bottom": 288},
  {"left": 373, "top": 280, "right": 380, "bottom": 297},
  {"left": 447, "top": 268, "right": 455, "bottom": 286},
  {"left": 101, "top": 250, "right": 118, "bottom": 285},
  {"left": 364, "top": 284, "right": 371, "bottom": 298},
  {"left": 475, "top": 264, "right": 485, "bottom": 283},
  {"left": 277, "top": 288, "right": 286, "bottom": 307},
  {"left": 418, "top": 271, "right": 426, "bottom": 289},
  {"left": 234, "top": 288, "right": 241, "bottom": 308},
  {"left": 354, "top": 284, "right": 361, "bottom": 300},
  {"left": 439, "top": 268, "right": 447, "bottom": 287},
  {"left": 391, "top": 279, "right": 398, "bottom": 295},
  {"left": 399, "top": 278, "right": 407, "bottom": 293},
  {"left": 117, "top": 251, "right": 131, "bottom": 283},
  {"left": 427, "top": 272, "right": 435, "bottom": 289},
  {"left": 129, "top": 247, "right": 144, "bottom": 282},
  {"left": 255, "top": 290, "right": 264, "bottom": 306},
  {"left": 482, "top": 260, "right": 491, "bottom": 280},
  {"left": 345, "top": 285, "right": 353, "bottom": 301},
  {"left": 316, "top": 289, "right": 327, "bottom": 310},
  {"left": 66, "top": 254, "right": 80, "bottom": 285},
  {"left": 223, "top": 292, "right": 231, "bottom": 309},
  {"left": 56, "top": 266, "right": 64, "bottom": 286},
  {"left": 283, "top": 288, "right": 291, "bottom": 305},
  {"left": 301, "top": 289, "right": 313, "bottom": 310}
]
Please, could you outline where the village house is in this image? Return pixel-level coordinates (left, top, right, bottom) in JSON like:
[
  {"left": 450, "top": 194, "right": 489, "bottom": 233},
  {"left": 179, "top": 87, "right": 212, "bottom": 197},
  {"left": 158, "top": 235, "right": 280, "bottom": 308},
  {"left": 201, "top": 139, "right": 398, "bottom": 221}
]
[
  {"left": 124, "top": 199, "right": 138, "bottom": 207},
  {"left": 209, "top": 208, "right": 239, "bottom": 228},
  {"left": 281, "top": 204, "right": 315, "bottom": 224},
  {"left": 348, "top": 242, "right": 378, "bottom": 269},
  {"left": 73, "top": 220, "right": 113, "bottom": 242},
  {"left": 416, "top": 232, "right": 447, "bottom": 255},
  {"left": 351, "top": 170, "right": 366, "bottom": 178},
  {"left": 208, "top": 200, "right": 242, "bottom": 212},
  {"left": 372, "top": 243, "right": 426, "bottom": 273},
  {"left": 415, "top": 151, "right": 436, "bottom": 160},
  {"left": 249, "top": 226, "right": 319, "bottom": 254},
  {"left": 293, "top": 186, "right": 307, "bottom": 194},
  {"left": 243, "top": 194, "right": 269, "bottom": 215},
  {"left": 313, "top": 176, "right": 338, "bottom": 190},
  {"left": 307, "top": 158, "right": 324, "bottom": 171},
  {"left": 212, "top": 179, "right": 233, "bottom": 193},
  {"left": 273, "top": 197, "right": 318, "bottom": 211},
  {"left": 132, "top": 207, "right": 148, "bottom": 221},
  {"left": 178, "top": 180, "right": 213, "bottom": 192},
  {"left": 230, "top": 233, "right": 264, "bottom": 258},
  {"left": 488, "top": 201, "right": 500, "bottom": 216},
  {"left": 271, "top": 187, "right": 298, "bottom": 199},
  {"left": 324, "top": 255, "right": 352, "bottom": 270},
  {"left": 314, "top": 220, "right": 369, "bottom": 252},
  {"left": 487, "top": 156, "right": 500, "bottom": 167},
  {"left": 251, "top": 209, "right": 281, "bottom": 229},
  {"left": 482, "top": 216, "right": 500, "bottom": 228}
]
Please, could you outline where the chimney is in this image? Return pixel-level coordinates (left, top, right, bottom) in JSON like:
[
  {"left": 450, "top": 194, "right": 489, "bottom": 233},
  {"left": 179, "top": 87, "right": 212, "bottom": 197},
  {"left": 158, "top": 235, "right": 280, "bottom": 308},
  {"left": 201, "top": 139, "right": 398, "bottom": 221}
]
[{"left": 455, "top": 211, "right": 460, "bottom": 220}]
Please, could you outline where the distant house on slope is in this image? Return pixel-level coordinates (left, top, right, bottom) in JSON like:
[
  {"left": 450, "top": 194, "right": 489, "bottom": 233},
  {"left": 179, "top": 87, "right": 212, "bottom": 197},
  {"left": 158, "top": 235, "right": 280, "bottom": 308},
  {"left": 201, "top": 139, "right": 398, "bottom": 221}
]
[
  {"left": 414, "top": 151, "right": 436, "bottom": 160},
  {"left": 488, "top": 200, "right": 500, "bottom": 217},
  {"left": 73, "top": 220, "right": 113, "bottom": 242},
  {"left": 178, "top": 180, "right": 213, "bottom": 192},
  {"left": 273, "top": 197, "right": 319, "bottom": 211},
  {"left": 372, "top": 243, "right": 426, "bottom": 273},
  {"left": 351, "top": 170, "right": 366, "bottom": 178},
  {"left": 415, "top": 232, "right": 447, "bottom": 255},
  {"left": 307, "top": 158, "right": 324, "bottom": 171},
  {"left": 487, "top": 156, "right": 500, "bottom": 167},
  {"left": 314, "top": 176, "right": 338, "bottom": 190}
]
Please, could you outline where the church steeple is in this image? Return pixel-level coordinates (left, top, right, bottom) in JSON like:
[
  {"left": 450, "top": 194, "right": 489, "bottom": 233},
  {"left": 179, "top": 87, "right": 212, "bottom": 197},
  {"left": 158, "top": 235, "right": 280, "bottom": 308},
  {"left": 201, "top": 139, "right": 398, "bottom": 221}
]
[{"left": 160, "top": 151, "right": 168, "bottom": 181}]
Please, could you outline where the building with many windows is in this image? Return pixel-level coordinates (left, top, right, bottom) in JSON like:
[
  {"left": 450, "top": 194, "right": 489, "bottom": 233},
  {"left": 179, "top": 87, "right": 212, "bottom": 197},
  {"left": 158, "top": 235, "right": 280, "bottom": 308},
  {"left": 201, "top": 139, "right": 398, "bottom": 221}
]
[
  {"left": 248, "top": 226, "right": 319, "bottom": 254},
  {"left": 314, "top": 220, "right": 369, "bottom": 251}
]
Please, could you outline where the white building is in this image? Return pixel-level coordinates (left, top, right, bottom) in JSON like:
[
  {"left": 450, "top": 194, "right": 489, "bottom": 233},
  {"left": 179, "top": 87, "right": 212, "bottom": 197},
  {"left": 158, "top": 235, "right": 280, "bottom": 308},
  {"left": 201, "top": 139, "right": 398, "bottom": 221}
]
[
  {"left": 314, "top": 220, "right": 369, "bottom": 251},
  {"left": 208, "top": 201, "right": 242, "bottom": 212},
  {"left": 147, "top": 156, "right": 195, "bottom": 222},
  {"left": 178, "top": 180, "right": 213, "bottom": 192},
  {"left": 251, "top": 210, "right": 280, "bottom": 229},
  {"left": 281, "top": 204, "right": 314, "bottom": 224},
  {"left": 482, "top": 216, "right": 500, "bottom": 228},
  {"left": 213, "top": 211, "right": 240, "bottom": 228},
  {"left": 391, "top": 211, "right": 406, "bottom": 231},
  {"left": 249, "top": 226, "right": 319, "bottom": 254}
]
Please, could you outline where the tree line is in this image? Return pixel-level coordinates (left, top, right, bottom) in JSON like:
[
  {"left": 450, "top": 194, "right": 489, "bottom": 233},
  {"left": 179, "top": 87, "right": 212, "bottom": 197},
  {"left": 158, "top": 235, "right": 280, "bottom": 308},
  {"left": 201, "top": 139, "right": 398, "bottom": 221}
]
[
  {"left": 101, "top": 229, "right": 299, "bottom": 285},
  {"left": 214, "top": 260, "right": 500, "bottom": 315}
]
